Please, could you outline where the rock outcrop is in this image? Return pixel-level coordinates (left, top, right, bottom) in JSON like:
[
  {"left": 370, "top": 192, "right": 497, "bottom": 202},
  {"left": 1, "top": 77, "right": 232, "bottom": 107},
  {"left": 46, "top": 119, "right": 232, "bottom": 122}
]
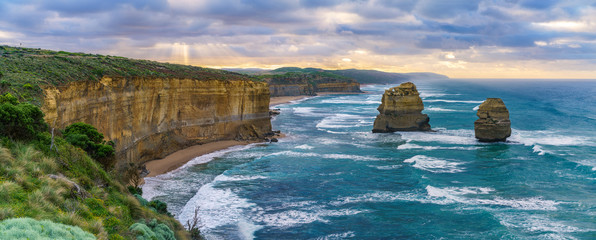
[
  {"left": 372, "top": 82, "right": 431, "bottom": 132},
  {"left": 474, "top": 98, "right": 511, "bottom": 142},
  {"left": 42, "top": 77, "right": 272, "bottom": 165}
]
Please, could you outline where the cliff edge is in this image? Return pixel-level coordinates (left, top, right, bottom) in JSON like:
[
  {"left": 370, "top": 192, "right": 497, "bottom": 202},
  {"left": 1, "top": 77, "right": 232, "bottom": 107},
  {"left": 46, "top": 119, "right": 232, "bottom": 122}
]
[{"left": 372, "top": 82, "right": 431, "bottom": 132}]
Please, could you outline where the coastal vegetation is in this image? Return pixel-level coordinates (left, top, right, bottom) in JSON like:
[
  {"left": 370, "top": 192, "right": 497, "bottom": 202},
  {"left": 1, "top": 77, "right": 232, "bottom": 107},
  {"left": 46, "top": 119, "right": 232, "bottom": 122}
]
[
  {"left": 0, "top": 45, "right": 254, "bottom": 105},
  {"left": 231, "top": 66, "right": 449, "bottom": 84},
  {"left": 0, "top": 94, "right": 188, "bottom": 239}
]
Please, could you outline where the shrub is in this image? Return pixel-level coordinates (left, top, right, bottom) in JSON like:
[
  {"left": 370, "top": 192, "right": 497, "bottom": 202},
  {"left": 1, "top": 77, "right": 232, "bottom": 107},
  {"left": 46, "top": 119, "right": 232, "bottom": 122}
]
[
  {"left": 0, "top": 93, "right": 48, "bottom": 140},
  {"left": 63, "top": 122, "right": 115, "bottom": 169},
  {"left": 128, "top": 186, "right": 143, "bottom": 195},
  {"left": 134, "top": 194, "right": 149, "bottom": 206},
  {"left": 129, "top": 219, "right": 175, "bottom": 240},
  {"left": 0, "top": 217, "right": 96, "bottom": 240},
  {"left": 148, "top": 200, "right": 171, "bottom": 216}
]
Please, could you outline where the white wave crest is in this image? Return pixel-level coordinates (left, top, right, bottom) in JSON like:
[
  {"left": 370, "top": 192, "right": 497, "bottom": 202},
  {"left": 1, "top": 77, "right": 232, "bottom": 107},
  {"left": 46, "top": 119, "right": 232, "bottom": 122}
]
[
  {"left": 397, "top": 143, "right": 479, "bottom": 151},
  {"left": 312, "top": 231, "right": 356, "bottom": 240},
  {"left": 293, "top": 107, "right": 321, "bottom": 117},
  {"left": 322, "top": 154, "right": 384, "bottom": 161},
  {"left": 399, "top": 129, "right": 479, "bottom": 145},
  {"left": 369, "top": 164, "right": 402, "bottom": 170},
  {"left": 425, "top": 107, "right": 462, "bottom": 112},
  {"left": 404, "top": 155, "right": 465, "bottom": 173},
  {"left": 509, "top": 129, "right": 595, "bottom": 147},
  {"left": 332, "top": 187, "right": 560, "bottom": 211},
  {"left": 316, "top": 114, "right": 373, "bottom": 129},
  {"left": 178, "top": 176, "right": 263, "bottom": 239},
  {"left": 497, "top": 212, "right": 594, "bottom": 239},
  {"left": 295, "top": 144, "right": 314, "bottom": 150},
  {"left": 256, "top": 208, "right": 364, "bottom": 229}
]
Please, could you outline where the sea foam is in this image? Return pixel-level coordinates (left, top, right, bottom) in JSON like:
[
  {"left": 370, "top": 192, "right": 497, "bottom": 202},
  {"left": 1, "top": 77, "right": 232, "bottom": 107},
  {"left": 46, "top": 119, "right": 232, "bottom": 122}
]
[{"left": 404, "top": 155, "right": 465, "bottom": 173}]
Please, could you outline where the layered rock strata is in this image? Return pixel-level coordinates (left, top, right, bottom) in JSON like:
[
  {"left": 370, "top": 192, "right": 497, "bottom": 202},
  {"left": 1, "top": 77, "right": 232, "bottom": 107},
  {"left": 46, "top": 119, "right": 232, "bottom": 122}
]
[
  {"left": 474, "top": 98, "right": 511, "bottom": 142},
  {"left": 268, "top": 82, "right": 361, "bottom": 97},
  {"left": 372, "top": 82, "right": 431, "bottom": 132},
  {"left": 42, "top": 77, "right": 272, "bottom": 165}
]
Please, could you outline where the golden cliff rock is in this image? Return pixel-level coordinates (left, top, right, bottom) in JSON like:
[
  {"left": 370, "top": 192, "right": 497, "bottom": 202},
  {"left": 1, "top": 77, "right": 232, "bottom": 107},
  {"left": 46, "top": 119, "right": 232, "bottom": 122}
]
[{"left": 42, "top": 77, "right": 272, "bottom": 165}]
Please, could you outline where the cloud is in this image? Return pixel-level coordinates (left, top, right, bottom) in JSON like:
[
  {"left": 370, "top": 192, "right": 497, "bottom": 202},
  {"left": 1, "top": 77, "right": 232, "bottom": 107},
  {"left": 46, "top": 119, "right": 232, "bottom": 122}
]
[
  {"left": 415, "top": 0, "right": 481, "bottom": 19},
  {"left": 519, "top": 0, "right": 560, "bottom": 10},
  {"left": 0, "top": 0, "right": 595, "bottom": 78}
]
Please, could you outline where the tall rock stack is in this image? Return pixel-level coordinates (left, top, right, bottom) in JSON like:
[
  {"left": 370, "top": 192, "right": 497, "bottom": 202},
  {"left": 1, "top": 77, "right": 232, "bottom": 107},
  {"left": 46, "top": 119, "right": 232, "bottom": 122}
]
[
  {"left": 372, "top": 82, "right": 431, "bottom": 133},
  {"left": 474, "top": 98, "right": 511, "bottom": 142}
]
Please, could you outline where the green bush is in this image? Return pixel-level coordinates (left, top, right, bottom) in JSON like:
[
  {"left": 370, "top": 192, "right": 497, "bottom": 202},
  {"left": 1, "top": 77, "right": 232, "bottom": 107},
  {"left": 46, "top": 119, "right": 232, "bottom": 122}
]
[
  {"left": 134, "top": 194, "right": 149, "bottom": 206},
  {"left": 0, "top": 93, "right": 48, "bottom": 140},
  {"left": 129, "top": 219, "right": 175, "bottom": 240},
  {"left": 148, "top": 200, "right": 171, "bottom": 216},
  {"left": 128, "top": 186, "right": 143, "bottom": 195},
  {"left": 63, "top": 122, "right": 115, "bottom": 169},
  {"left": 0, "top": 217, "right": 96, "bottom": 240}
]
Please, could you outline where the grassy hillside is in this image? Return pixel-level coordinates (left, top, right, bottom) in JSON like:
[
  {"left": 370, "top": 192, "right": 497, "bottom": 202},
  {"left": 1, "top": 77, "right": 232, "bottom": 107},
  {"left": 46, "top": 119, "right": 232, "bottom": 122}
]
[
  {"left": 0, "top": 45, "right": 255, "bottom": 105},
  {"left": 258, "top": 71, "right": 355, "bottom": 85},
  {"left": 230, "top": 67, "right": 449, "bottom": 84},
  {"left": 0, "top": 94, "right": 191, "bottom": 239}
]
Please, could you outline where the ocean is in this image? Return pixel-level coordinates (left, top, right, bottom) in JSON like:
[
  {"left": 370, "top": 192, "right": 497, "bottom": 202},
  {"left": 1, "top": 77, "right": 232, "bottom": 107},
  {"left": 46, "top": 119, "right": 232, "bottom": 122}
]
[{"left": 142, "top": 79, "right": 596, "bottom": 239}]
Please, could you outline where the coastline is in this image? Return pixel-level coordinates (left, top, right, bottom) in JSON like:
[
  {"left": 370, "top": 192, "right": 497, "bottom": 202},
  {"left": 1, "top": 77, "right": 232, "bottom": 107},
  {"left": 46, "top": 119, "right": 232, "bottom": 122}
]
[
  {"left": 144, "top": 140, "right": 254, "bottom": 177},
  {"left": 144, "top": 91, "right": 364, "bottom": 179}
]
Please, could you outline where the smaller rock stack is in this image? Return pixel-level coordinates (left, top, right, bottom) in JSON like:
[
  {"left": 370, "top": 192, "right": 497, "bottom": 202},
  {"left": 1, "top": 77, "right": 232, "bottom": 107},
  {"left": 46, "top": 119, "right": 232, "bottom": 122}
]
[
  {"left": 474, "top": 98, "right": 511, "bottom": 142},
  {"left": 372, "top": 82, "right": 431, "bottom": 132}
]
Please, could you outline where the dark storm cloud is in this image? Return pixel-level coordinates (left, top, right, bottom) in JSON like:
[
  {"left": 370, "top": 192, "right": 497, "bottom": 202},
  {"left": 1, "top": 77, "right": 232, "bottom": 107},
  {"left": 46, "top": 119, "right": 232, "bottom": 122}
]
[{"left": 0, "top": 0, "right": 595, "bottom": 63}]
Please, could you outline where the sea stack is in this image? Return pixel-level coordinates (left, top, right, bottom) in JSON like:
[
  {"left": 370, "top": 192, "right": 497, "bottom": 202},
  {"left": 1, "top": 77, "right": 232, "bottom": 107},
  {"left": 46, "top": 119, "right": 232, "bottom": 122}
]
[
  {"left": 372, "top": 82, "right": 431, "bottom": 132},
  {"left": 474, "top": 98, "right": 511, "bottom": 142}
]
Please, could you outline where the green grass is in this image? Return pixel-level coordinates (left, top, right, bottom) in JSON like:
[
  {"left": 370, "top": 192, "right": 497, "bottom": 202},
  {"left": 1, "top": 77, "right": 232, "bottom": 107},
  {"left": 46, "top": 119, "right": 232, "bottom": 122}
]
[
  {"left": 0, "top": 140, "right": 187, "bottom": 239},
  {"left": 0, "top": 45, "right": 255, "bottom": 105}
]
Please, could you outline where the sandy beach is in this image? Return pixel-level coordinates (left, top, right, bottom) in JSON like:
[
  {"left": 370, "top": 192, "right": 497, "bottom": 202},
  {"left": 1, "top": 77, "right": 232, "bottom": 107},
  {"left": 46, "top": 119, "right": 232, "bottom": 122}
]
[{"left": 144, "top": 140, "right": 251, "bottom": 177}]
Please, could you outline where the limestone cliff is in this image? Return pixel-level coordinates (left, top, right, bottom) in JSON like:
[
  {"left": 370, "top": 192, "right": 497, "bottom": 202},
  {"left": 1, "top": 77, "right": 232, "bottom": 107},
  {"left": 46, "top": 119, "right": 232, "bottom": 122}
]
[
  {"left": 264, "top": 72, "right": 361, "bottom": 97},
  {"left": 42, "top": 77, "right": 272, "bottom": 164},
  {"left": 474, "top": 98, "right": 511, "bottom": 142},
  {"left": 269, "top": 83, "right": 315, "bottom": 97},
  {"left": 269, "top": 82, "right": 360, "bottom": 97},
  {"left": 372, "top": 82, "right": 431, "bottom": 132}
]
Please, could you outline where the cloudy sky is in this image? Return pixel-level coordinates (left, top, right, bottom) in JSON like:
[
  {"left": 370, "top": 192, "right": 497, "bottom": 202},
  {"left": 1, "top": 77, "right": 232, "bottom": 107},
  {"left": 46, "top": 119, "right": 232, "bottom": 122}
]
[{"left": 1, "top": 0, "right": 596, "bottom": 78}]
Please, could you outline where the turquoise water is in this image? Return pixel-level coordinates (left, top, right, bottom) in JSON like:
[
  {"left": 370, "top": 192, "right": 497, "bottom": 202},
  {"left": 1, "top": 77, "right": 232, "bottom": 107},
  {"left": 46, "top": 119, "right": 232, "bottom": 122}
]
[{"left": 143, "top": 80, "right": 596, "bottom": 239}]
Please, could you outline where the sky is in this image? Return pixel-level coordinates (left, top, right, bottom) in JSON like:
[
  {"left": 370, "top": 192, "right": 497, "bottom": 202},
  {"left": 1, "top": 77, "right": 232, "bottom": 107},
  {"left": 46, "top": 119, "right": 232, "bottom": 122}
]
[{"left": 1, "top": 0, "right": 596, "bottom": 79}]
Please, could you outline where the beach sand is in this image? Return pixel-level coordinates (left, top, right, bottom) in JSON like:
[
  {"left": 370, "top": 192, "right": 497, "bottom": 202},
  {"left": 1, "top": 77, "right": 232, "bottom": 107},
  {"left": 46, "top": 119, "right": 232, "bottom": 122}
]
[
  {"left": 144, "top": 140, "right": 251, "bottom": 177},
  {"left": 144, "top": 92, "right": 363, "bottom": 178}
]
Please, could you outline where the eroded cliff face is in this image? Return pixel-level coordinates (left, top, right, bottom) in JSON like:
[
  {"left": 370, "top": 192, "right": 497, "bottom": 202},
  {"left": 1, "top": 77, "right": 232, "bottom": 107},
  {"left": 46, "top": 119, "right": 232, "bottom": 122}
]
[
  {"left": 269, "top": 84, "right": 315, "bottom": 97},
  {"left": 42, "top": 77, "right": 271, "bottom": 164},
  {"left": 269, "top": 82, "right": 361, "bottom": 97},
  {"left": 372, "top": 82, "right": 431, "bottom": 132}
]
